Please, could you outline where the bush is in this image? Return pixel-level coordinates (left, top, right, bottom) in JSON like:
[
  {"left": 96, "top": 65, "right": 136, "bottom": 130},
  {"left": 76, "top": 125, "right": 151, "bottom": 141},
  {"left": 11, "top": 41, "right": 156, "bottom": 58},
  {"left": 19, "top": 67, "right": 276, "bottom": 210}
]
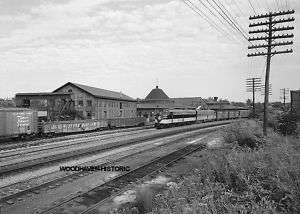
[
  {"left": 277, "top": 111, "right": 298, "bottom": 136},
  {"left": 222, "top": 121, "right": 265, "bottom": 149},
  {"left": 150, "top": 135, "right": 300, "bottom": 214}
]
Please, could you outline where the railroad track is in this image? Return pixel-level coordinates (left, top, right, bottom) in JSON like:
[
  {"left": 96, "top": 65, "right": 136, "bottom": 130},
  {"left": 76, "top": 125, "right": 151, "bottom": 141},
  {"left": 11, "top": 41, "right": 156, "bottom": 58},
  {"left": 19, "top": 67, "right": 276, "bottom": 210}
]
[
  {"left": 0, "top": 125, "right": 154, "bottom": 152},
  {"left": 0, "top": 126, "right": 219, "bottom": 207},
  {"left": 0, "top": 120, "right": 233, "bottom": 175},
  {"left": 0, "top": 128, "right": 154, "bottom": 159},
  {"left": 40, "top": 134, "right": 209, "bottom": 214}
]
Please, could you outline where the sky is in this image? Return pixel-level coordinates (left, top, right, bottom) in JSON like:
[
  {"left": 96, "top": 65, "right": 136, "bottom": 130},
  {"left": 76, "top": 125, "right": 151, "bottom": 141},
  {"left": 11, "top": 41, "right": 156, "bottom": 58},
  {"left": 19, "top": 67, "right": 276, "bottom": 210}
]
[{"left": 0, "top": 0, "right": 299, "bottom": 102}]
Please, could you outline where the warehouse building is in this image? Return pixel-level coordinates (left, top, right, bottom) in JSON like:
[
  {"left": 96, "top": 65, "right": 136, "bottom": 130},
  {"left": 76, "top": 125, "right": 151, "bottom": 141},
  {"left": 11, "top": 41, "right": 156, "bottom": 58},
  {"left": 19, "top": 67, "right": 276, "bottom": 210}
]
[
  {"left": 291, "top": 90, "right": 300, "bottom": 120},
  {"left": 16, "top": 82, "right": 137, "bottom": 121},
  {"left": 15, "top": 92, "right": 73, "bottom": 121},
  {"left": 137, "top": 86, "right": 197, "bottom": 119},
  {"left": 137, "top": 86, "right": 171, "bottom": 118}
]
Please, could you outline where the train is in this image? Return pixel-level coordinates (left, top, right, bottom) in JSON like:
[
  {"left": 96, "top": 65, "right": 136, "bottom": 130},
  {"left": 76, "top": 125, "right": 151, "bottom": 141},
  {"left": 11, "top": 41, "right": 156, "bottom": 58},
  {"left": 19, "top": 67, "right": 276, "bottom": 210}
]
[
  {"left": 0, "top": 108, "right": 146, "bottom": 139},
  {"left": 0, "top": 107, "right": 250, "bottom": 139},
  {"left": 155, "top": 108, "right": 250, "bottom": 129}
]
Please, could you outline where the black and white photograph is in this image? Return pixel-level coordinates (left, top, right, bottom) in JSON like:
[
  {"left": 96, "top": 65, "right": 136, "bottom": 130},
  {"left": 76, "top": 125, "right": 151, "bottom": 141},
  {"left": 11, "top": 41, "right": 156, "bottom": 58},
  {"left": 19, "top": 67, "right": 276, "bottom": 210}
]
[{"left": 0, "top": 0, "right": 299, "bottom": 213}]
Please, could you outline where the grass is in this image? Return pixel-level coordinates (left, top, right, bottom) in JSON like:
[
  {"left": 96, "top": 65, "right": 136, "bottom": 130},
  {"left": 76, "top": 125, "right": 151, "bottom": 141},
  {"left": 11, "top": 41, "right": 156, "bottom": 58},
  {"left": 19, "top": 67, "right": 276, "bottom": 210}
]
[{"left": 111, "top": 120, "right": 300, "bottom": 214}]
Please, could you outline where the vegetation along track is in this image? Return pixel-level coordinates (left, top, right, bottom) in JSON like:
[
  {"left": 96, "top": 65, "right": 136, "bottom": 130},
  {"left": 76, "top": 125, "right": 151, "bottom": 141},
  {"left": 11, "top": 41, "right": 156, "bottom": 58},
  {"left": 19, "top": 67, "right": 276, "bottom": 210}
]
[
  {"left": 40, "top": 133, "right": 209, "bottom": 214},
  {"left": 0, "top": 126, "right": 217, "bottom": 206},
  {"left": 0, "top": 120, "right": 233, "bottom": 175}
]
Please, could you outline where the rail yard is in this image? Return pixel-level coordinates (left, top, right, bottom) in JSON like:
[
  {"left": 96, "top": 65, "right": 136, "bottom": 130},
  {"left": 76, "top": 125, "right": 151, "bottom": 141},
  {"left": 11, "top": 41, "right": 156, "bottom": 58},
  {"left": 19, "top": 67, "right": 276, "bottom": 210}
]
[
  {"left": 1, "top": 1, "right": 298, "bottom": 213},
  {"left": 0, "top": 119, "right": 234, "bottom": 214},
  {"left": 0, "top": 77, "right": 252, "bottom": 214}
]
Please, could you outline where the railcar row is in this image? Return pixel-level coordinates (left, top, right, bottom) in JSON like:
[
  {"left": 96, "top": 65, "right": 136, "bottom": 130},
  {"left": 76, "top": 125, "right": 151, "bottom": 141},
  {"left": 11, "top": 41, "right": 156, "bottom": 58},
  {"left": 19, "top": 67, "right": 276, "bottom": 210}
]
[
  {"left": 0, "top": 107, "right": 250, "bottom": 139},
  {"left": 0, "top": 108, "right": 146, "bottom": 139},
  {"left": 155, "top": 108, "right": 250, "bottom": 128}
]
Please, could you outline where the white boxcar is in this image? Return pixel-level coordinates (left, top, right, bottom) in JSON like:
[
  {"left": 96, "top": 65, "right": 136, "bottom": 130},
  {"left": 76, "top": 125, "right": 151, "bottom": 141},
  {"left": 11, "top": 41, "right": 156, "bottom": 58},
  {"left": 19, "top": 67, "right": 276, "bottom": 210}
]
[{"left": 0, "top": 108, "right": 38, "bottom": 138}]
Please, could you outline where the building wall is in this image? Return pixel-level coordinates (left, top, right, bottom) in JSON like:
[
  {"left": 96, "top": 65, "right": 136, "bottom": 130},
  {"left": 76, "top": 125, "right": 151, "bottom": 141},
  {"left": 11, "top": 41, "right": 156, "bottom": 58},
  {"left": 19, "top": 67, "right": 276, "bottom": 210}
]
[
  {"left": 55, "top": 85, "right": 137, "bottom": 119},
  {"left": 291, "top": 90, "right": 300, "bottom": 120},
  {"left": 15, "top": 94, "right": 72, "bottom": 121}
]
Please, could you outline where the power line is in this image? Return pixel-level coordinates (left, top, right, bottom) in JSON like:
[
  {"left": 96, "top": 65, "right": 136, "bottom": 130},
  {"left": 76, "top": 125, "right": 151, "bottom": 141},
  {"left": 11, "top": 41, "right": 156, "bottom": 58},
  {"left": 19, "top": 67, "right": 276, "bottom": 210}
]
[
  {"left": 248, "top": 10, "right": 295, "bottom": 136},
  {"left": 231, "top": 0, "right": 247, "bottom": 18},
  {"left": 247, "top": 0, "right": 257, "bottom": 14},
  {"left": 197, "top": 0, "right": 244, "bottom": 42},
  {"left": 274, "top": 0, "right": 280, "bottom": 10},
  {"left": 263, "top": 0, "right": 272, "bottom": 12},
  {"left": 252, "top": 0, "right": 263, "bottom": 13},
  {"left": 246, "top": 77, "right": 262, "bottom": 115},
  {"left": 181, "top": 0, "right": 236, "bottom": 42},
  {"left": 196, "top": 1, "right": 233, "bottom": 34},
  {"left": 212, "top": 0, "right": 249, "bottom": 40}
]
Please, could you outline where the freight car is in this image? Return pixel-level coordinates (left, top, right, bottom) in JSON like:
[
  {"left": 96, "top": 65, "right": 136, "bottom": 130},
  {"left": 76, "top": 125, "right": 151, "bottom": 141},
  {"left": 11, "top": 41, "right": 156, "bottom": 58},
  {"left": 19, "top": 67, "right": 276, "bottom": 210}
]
[
  {"left": 0, "top": 108, "right": 38, "bottom": 139},
  {"left": 155, "top": 108, "right": 250, "bottom": 128},
  {"left": 0, "top": 108, "right": 146, "bottom": 139}
]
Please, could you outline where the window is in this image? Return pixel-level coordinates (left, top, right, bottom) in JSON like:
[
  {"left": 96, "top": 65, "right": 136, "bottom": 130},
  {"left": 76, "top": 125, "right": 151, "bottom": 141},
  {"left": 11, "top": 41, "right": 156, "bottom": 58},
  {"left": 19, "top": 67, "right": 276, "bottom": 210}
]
[
  {"left": 103, "top": 101, "right": 107, "bottom": 108},
  {"left": 78, "top": 111, "right": 84, "bottom": 118},
  {"left": 120, "top": 111, "right": 123, "bottom": 117},
  {"left": 87, "top": 100, "right": 92, "bottom": 107},
  {"left": 78, "top": 100, "right": 84, "bottom": 107},
  {"left": 86, "top": 111, "right": 92, "bottom": 119},
  {"left": 104, "top": 111, "right": 107, "bottom": 118},
  {"left": 22, "top": 99, "right": 30, "bottom": 107},
  {"left": 120, "top": 102, "right": 123, "bottom": 109},
  {"left": 68, "top": 89, "right": 73, "bottom": 93}
]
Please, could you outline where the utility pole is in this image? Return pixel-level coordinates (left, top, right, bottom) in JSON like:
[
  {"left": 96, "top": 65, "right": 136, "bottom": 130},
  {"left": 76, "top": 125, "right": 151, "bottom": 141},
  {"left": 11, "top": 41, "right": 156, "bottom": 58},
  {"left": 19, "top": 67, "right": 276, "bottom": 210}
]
[
  {"left": 248, "top": 10, "right": 295, "bottom": 136},
  {"left": 280, "top": 88, "right": 290, "bottom": 107},
  {"left": 261, "top": 83, "right": 272, "bottom": 96},
  {"left": 246, "top": 77, "right": 261, "bottom": 116}
]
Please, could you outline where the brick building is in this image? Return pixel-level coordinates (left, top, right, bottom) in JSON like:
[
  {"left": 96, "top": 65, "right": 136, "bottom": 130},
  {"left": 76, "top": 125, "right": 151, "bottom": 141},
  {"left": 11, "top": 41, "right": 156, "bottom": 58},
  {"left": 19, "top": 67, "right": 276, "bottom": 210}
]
[
  {"left": 16, "top": 82, "right": 137, "bottom": 121},
  {"left": 53, "top": 82, "right": 137, "bottom": 120},
  {"left": 137, "top": 86, "right": 195, "bottom": 118}
]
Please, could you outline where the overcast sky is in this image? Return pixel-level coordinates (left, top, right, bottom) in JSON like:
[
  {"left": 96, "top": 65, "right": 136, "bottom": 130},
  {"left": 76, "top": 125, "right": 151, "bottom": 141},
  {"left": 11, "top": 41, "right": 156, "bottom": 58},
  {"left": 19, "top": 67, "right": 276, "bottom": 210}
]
[{"left": 0, "top": 0, "right": 299, "bottom": 102}]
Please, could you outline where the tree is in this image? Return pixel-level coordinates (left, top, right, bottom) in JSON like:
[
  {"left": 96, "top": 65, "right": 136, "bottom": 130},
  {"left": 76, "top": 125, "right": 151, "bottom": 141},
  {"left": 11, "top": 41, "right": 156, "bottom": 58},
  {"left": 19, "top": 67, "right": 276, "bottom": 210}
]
[{"left": 277, "top": 111, "right": 298, "bottom": 136}]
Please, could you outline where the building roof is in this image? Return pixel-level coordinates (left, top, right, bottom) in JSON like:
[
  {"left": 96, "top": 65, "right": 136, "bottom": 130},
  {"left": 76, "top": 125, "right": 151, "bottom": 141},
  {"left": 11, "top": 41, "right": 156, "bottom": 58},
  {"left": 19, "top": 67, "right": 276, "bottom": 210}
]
[
  {"left": 16, "top": 92, "right": 71, "bottom": 97},
  {"left": 137, "top": 102, "right": 194, "bottom": 110},
  {"left": 171, "top": 97, "right": 208, "bottom": 108},
  {"left": 145, "top": 86, "right": 169, "bottom": 100},
  {"left": 53, "top": 82, "right": 135, "bottom": 102},
  {"left": 0, "top": 107, "right": 35, "bottom": 112},
  {"left": 137, "top": 103, "right": 169, "bottom": 109}
]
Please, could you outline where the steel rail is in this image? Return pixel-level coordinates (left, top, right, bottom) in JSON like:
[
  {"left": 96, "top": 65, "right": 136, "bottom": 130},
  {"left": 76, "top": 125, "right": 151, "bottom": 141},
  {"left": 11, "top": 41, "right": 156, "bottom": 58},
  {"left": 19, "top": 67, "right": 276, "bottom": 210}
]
[
  {"left": 0, "top": 120, "right": 233, "bottom": 175},
  {"left": 0, "top": 128, "right": 153, "bottom": 159},
  {"left": 41, "top": 134, "right": 211, "bottom": 214},
  {"left": 0, "top": 126, "right": 218, "bottom": 205},
  {"left": 0, "top": 125, "right": 153, "bottom": 151}
]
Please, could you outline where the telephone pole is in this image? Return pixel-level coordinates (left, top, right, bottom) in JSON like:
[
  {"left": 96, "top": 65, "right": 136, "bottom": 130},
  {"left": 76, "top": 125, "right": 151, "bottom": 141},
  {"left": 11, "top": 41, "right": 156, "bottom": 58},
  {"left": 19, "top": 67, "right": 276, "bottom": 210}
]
[
  {"left": 246, "top": 77, "right": 261, "bottom": 116},
  {"left": 280, "top": 88, "right": 290, "bottom": 107},
  {"left": 248, "top": 10, "right": 295, "bottom": 136},
  {"left": 261, "top": 84, "right": 272, "bottom": 96}
]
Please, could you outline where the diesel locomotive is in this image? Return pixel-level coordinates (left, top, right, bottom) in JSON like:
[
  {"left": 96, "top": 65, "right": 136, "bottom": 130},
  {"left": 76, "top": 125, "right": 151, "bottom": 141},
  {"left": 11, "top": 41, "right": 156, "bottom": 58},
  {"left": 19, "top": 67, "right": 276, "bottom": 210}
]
[{"left": 155, "top": 108, "right": 250, "bottom": 129}]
